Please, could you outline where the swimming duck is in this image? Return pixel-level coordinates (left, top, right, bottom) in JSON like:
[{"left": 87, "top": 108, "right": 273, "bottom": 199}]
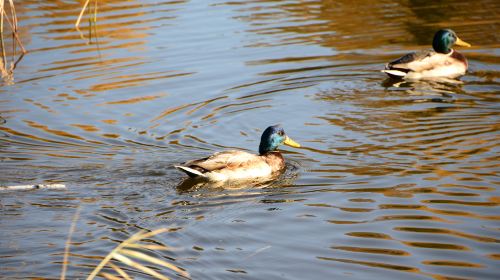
[
  {"left": 175, "top": 125, "right": 300, "bottom": 182},
  {"left": 382, "top": 29, "right": 471, "bottom": 79}
]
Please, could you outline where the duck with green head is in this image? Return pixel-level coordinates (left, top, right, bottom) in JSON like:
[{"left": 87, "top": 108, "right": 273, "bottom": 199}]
[
  {"left": 382, "top": 29, "right": 471, "bottom": 79},
  {"left": 175, "top": 125, "right": 301, "bottom": 182}
]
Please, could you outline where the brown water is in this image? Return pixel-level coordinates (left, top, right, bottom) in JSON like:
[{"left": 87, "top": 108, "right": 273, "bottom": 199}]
[{"left": 1, "top": 0, "right": 499, "bottom": 279}]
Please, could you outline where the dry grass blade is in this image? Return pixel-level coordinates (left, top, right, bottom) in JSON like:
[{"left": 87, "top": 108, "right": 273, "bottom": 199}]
[
  {"left": 87, "top": 237, "right": 128, "bottom": 280},
  {"left": 108, "top": 262, "right": 132, "bottom": 280},
  {"left": 75, "top": 0, "right": 90, "bottom": 28},
  {"left": 75, "top": 0, "right": 98, "bottom": 28},
  {"left": 87, "top": 228, "right": 188, "bottom": 280},
  {"left": 100, "top": 272, "right": 122, "bottom": 280},
  {"left": 120, "top": 249, "right": 189, "bottom": 278},
  {"left": 112, "top": 253, "right": 170, "bottom": 280},
  {"left": 125, "top": 243, "right": 176, "bottom": 251},
  {"left": 61, "top": 205, "right": 82, "bottom": 280},
  {"left": 127, "top": 228, "right": 169, "bottom": 243}
]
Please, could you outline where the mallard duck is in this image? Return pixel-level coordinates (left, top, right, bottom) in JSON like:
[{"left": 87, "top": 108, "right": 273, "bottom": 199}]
[
  {"left": 175, "top": 125, "right": 300, "bottom": 182},
  {"left": 382, "top": 29, "right": 471, "bottom": 79}
]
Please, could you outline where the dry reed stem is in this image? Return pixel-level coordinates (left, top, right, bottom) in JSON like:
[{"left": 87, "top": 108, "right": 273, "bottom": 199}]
[
  {"left": 75, "top": 0, "right": 91, "bottom": 28},
  {"left": 100, "top": 272, "right": 122, "bottom": 280},
  {"left": 87, "top": 228, "right": 189, "bottom": 280},
  {"left": 87, "top": 234, "right": 132, "bottom": 280},
  {"left": 61, "top": 205, "right": 82, "bottom": 280},
  {"left": 120, "top": 249, "right": 188, "bottom": 276},
  {"left": 0, "top": 0, "right": 26, "bottom": 84},
  {"left": 108, "top": 262, "right": 133, "bottom": 280},
  {"left": 0, "top": 0, "right": 25, "bottom": 53},
  {"left": 4, "top": 0, "right": 24, "bottom": 53},
  {"left": 112, "top": 253, "right": 171, "bottom": 280}
]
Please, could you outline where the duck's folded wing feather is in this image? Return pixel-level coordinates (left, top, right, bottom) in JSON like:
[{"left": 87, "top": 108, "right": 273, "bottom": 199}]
[
  {"left": 388, "top": 52, "right": 420, "bottom": 67},
  {"left": 387, "top": 50, "right": 451, "bottom": 73},
  {"left": 185, "top": 150, "right": 262, "bottom": 172}
]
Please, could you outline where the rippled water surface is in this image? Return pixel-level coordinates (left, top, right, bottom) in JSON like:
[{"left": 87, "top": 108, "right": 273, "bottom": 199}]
[{"left": 1, "top": 0, "right": 499, "bottom": 279}]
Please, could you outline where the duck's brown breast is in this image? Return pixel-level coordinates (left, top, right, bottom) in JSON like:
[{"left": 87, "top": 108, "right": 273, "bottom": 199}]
[
  {"left": 451, "top": 50, "right": 468, "bottom": 68},
  {"left": 262, "top": 152, "right": 285, "bottom": 173}
]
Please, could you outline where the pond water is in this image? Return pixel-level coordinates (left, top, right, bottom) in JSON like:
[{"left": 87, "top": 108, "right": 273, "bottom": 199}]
[{"left": 1, "top": 0, "right": 499, "bottom": 279}]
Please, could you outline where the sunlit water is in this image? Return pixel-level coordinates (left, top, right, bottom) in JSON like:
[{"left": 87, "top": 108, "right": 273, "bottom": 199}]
[{"left": 1, "top": 0, "right": 499, "bottom": 279}]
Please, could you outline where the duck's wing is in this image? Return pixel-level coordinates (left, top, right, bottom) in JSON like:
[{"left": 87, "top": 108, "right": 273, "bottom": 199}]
[
  {"left": 383, "top": 50, "right": 441, "bottom": 77},
  {"left": 181, "top": 150, "right": 263, "bottom": 174}
]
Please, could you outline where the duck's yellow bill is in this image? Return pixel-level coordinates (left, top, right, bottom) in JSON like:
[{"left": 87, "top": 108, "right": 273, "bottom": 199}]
[
  {"left": 284, "top": 136, "right": 301, "bottom": 148},
  {"left": 455, "top": 37, "right": 471, "bottom": 47}
]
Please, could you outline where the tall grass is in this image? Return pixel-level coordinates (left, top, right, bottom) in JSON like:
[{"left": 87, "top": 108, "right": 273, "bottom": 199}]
[
  {"left": 0, "top": 0, "right": 26, "bottom": 84},
  {"left": 3, "top": 2, "right": 188, "bottom": 277},
  {"left": 86, "top": 228, "right": 190, "bottom": 280},
  {"left": 61, "top": 206, "right": 189, "bottom": 280}
]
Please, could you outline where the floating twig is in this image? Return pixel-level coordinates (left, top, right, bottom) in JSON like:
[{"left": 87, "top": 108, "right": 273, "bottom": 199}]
[{"left": 0, "top": 184, "right": 67, "bottom": 191}]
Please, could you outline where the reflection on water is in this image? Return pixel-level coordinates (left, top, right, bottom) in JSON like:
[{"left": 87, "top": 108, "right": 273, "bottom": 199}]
[{"left": 1, "top": 0, "right": 499, "bottom": 279}]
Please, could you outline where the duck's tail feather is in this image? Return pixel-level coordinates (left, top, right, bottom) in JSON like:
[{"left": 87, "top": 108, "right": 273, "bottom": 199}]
[
  {"left": 381, "top": 69, "right": 407, "bottom": 78},
  {"left": 175, "top": 165, "right": 206, "bottom": 178}
]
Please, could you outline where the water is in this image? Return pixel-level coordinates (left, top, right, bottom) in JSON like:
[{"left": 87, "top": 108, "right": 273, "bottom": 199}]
[{"left": 1, "top": 0, "right": 499, "bottom": 279}]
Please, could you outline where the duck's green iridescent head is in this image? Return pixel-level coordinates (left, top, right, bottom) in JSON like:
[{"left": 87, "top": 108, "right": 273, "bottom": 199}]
[
  {"left": 259, "top": 125, "right": 300, "bottom": 155},
  {"left": 432, "top": 29, "right": 471, "bottom": 54}
]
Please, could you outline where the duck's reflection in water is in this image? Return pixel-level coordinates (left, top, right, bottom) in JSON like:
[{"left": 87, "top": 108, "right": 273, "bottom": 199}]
[
  {"left": 381, "top": 77, "right": 466, "bottom": 102},
  {"left": 176, "top": 163, "right": 300, "bottom": 194}
]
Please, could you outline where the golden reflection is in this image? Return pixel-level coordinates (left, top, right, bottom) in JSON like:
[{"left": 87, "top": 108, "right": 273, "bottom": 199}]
[
  {"left": 378, "top": 203, "right": 494, "bottom": 220},
  {"left": 402, "top": 242, "right": 468, "bottom": 251},
  {"left": 234, "top": 0, "right": 497, "bottom": 52},
  {"left": 46, "top": 153, "right": 86, "bottom": 159},
  {"left": 101, "top": 119, "right": 118, "bottom": 124},
  {"left": 0, "top": 126, "right": 68, "bottom": 145},
  {"left": 422, "top": 260, "right": 483, "bottom": 268},
  {"left": 487, "top": 254, "right": 500, "bottom": 260},
  {"left": 91, "top": 72, "right": 193, "bottom": 92},
  {"left": 42, "top": 56, "right": 137, "bottom": 73},
  {"left": 21, "top": 0, "right": 190, "bottom": 87},
  {"left": 338, "top": 207, "right": 372, "bottom": 213},
  {"left": 71, "top": 124, "right": 100, "bottom": 132},
  {"left": 349, "top": 198, "right": 375, "bottom": 203},
  {"left": 420, "top": 199, "right": 498, "bottom": 207},
  {"left": 346, "top": 232, "right": 393, "bottom": 240},
  {"left": 318, "top": 256, "right": 419, "bottom": 272},
  {"left": 375, "top": 215, "right": 450, "bottom": 223},
  {"left": 394, "top": 227, "right": 499, "bottom": 243},
  {"left": 24, "top": 98, "right": 55, "bottom": 114},
  {"left": 101, "top": 133, "right": 120, "bottom": 138},
  {"left": 331, "top": 246, "right": 410, "bottom": 256},
  {"left": 151, "top": 104, "right": 192, "bottom": 122},
  {"left": 327, "top": 220, "right": 366, "bottom": 225},
  {"left": 24, "top": 120, "right": 85, "bottom": 141},
  {"left": 102, "top": 93, "right": 166, "bottom": 105}
]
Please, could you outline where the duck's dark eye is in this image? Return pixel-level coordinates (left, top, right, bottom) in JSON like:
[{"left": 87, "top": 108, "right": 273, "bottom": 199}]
[{"left": 278, "top": 130, "right": 284, "bottom": 136}]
